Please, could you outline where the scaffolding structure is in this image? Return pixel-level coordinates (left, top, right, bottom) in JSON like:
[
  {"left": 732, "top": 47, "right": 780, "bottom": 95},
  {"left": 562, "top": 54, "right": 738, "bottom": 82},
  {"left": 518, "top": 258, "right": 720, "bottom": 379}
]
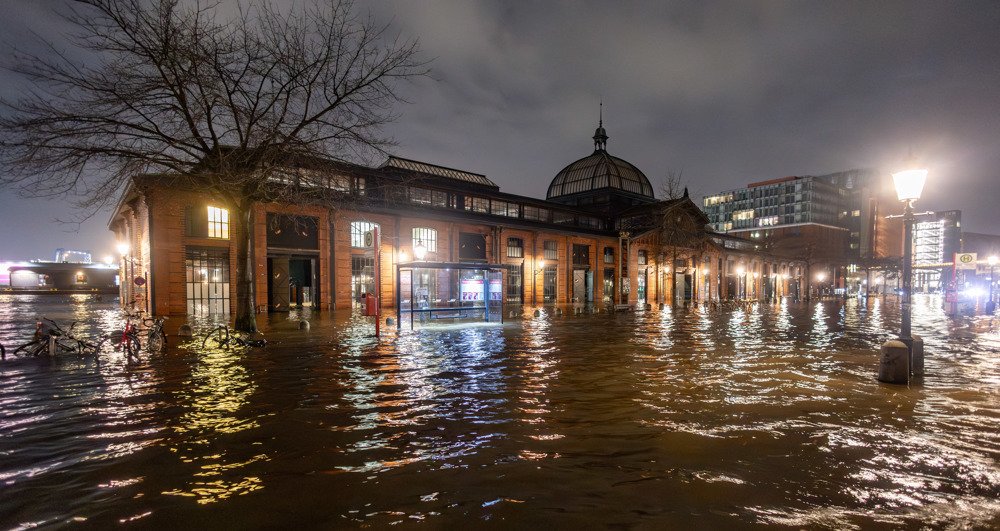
[{"left": 912, "top": 219, "right": 944, "bottom": 292}]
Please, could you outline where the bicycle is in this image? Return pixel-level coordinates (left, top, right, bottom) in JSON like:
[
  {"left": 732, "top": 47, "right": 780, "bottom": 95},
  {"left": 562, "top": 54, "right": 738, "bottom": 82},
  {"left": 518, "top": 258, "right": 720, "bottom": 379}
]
[
  {"left": 136, "top": 316, "right": 167, "bottom": 353},
  {"left": 201, "top": 325, "right": 267, "bottom": 349},
  {"left": 13, "top": 318, "right": 106, "bottom": 358},
  {"left": 109, "top": 300, "right": 166, "bottom": 356}
]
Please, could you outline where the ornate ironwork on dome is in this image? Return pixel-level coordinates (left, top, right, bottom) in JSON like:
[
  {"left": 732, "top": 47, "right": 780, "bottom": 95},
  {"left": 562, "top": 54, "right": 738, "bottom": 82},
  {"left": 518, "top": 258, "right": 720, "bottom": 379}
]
[{"left": 546, "top": 119, "right": 654, "bottom": 201}]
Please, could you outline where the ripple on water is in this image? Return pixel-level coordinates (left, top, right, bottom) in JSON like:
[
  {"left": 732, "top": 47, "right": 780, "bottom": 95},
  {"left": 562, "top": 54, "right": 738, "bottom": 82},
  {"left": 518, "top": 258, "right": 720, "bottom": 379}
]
[{"left": 2, "top": 296, "right": 1000, "bottom": 528}]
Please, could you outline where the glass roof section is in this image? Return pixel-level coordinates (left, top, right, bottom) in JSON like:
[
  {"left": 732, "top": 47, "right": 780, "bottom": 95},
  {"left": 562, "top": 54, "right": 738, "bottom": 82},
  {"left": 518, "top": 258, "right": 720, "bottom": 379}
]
[
  {"left": 547, "top": 151, "right": 654, "bottom": 199},
  {"left": 383, "top": 156, "right": 499, "bottom": 189}
]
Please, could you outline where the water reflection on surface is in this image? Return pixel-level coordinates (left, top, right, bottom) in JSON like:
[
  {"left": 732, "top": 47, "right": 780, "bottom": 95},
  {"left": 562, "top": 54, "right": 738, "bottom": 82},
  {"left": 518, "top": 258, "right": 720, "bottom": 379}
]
[{"left": 2, "top": 294, "right": 1000, "bottom": 528}]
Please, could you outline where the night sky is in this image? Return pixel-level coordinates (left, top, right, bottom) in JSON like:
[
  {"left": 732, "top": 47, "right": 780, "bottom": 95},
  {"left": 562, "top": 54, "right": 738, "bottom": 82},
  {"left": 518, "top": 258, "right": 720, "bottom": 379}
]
[{"left": 2, "top": 0, "right": 999, "bottom": 262}]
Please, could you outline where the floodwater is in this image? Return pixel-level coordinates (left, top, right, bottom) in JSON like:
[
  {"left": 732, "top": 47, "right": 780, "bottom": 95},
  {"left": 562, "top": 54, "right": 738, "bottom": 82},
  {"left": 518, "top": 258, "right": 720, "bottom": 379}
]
[{"left": 2, "top": 293, "right": 1000, "bottom": 529}]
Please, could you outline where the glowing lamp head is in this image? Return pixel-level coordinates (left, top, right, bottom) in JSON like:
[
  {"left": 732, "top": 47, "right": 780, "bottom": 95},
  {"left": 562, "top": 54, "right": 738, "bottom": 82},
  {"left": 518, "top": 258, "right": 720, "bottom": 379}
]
[
  {"left": 117, "top": 243, "right": 129, "bottom": 256},
  {"left": 989, "top": 256, "right": 998, "bottom": 267},
  {"left": 702, "top": 268, "right": 709, "bottom": 275},
  {"left": 737, "top": 267, "right": 745, "bottom": 276},
  {"left": 892, "top": 168, "right": 927, "bottom": 202},
  {"left": 818, "top": 273, "right": 826, "bottom": 281},
  {"left": 538, "top": 260, "right": 545, "bottom": 269},
  {"left": 413, "top": 240, "right": 427, "bottom": 261}
]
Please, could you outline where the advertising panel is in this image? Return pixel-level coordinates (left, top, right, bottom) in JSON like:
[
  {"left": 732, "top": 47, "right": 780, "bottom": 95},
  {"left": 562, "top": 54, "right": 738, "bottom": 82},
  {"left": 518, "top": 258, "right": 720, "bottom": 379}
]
[{"left": 460, "top": 279, "right": 485, "bottom": 301}]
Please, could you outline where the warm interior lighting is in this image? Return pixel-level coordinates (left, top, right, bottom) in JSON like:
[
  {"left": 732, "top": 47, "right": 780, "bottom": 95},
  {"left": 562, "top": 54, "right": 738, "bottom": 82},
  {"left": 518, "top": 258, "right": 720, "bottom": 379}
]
[
  {"left": 399, "top": 250, "right": 408, "bottom": 262},
  {"left": 413, "top": 240, "right": 427, "bottom": 260},
  {"left": 892, "top": 168, "right": 927, "bottom": 202}
]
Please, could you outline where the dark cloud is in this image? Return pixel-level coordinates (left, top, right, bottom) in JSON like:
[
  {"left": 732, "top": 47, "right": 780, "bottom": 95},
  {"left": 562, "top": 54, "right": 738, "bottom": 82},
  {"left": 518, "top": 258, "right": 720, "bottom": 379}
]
[{"left": 2, "top": 0, "right": 999, "bottom": 260}]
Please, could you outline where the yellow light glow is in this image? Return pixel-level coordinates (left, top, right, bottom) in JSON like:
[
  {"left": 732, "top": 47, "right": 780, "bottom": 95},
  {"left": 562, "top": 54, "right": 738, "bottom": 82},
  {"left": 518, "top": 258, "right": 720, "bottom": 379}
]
[{"left": 892, "top": 168, "right": 927, "bottom": 202}]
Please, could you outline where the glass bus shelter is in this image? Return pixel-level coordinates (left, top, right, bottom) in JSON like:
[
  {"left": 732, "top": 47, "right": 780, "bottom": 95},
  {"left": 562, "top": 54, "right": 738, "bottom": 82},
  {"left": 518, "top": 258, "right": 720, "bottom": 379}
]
[{"left": 396, "top": 262, "right": 505, "bottom": 330}]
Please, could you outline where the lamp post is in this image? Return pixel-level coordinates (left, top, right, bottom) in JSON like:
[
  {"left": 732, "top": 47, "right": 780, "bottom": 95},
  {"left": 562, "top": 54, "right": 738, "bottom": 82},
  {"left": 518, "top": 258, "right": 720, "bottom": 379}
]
[
  {"left": 878, "top": 164, "right": 927, "bottom": 384},
  {"left": 893, "top": 167, "right": 927, "bottom": 348},
  {"left": 413, "top": 239, "right": 427, "bottom": 261},
  {"left": 988, "top": 255, "right": 998, "bottom": 314},
  {"left": 117, "top": 242, "right": 130, "bottom": 304}
]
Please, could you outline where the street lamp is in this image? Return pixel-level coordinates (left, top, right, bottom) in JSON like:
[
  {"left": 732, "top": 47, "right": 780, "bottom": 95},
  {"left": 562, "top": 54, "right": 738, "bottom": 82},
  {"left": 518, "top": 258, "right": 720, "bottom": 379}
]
[
  {"left": 988, "top": 255, "right": 998, "bottom": 313},
  {"left": 878, "top": 163, "right": 927, "bottom": 385},
  {"left": 893, "top": 166, "right": 927, "bottom": 350},
  {"left": 413, "top": 240, "right": 427, "bottom": 261}
]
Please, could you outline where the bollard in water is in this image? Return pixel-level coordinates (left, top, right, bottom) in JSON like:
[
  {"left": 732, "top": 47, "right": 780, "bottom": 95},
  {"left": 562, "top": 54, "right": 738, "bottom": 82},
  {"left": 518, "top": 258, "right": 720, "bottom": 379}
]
[
  {"left": 910, "top": 334, "right": 924, "bottom": 377},
  {"left": 533, "top": 309, "right": 541, "bottom": 317},
  {"left": 385, "top": 317, "right": 394, "bottom": 326},
  {"left": 555, "top": 308, "right": 563, "bottom": 315},
  {"left": 178, "top": 324, "right": 193, "bottom": 338},
  {"left": 298, "top": 321, "right": 310, "bottom": 330},
  {"left": 509, "top": 310, "right": 516, "bottom": 318},
  {"left": 878, "top": 340, "right": 909, "bottom": 384}
]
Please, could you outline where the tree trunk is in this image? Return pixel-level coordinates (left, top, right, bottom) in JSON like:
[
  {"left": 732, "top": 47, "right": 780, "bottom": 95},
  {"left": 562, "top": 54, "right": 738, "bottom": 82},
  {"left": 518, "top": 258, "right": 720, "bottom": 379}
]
[{"left": 233, "top": 203, "right": 259, "bottom": 333}]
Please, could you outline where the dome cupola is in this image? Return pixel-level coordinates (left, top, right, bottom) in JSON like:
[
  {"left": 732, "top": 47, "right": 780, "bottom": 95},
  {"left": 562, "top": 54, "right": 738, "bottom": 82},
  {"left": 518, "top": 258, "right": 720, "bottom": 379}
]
[{"left": 546, "top": 114, "right": 655, "bottom": 205}]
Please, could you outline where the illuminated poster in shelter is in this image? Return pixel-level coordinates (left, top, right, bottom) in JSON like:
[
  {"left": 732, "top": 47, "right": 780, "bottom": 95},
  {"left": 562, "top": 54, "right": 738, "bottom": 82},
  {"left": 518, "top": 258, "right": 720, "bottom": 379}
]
[
  {"left": 460, "top": 279, "right": 485, "bottom": 301},
  {"left": 489, "top": 279, "right": 502, "bottom": 301}
]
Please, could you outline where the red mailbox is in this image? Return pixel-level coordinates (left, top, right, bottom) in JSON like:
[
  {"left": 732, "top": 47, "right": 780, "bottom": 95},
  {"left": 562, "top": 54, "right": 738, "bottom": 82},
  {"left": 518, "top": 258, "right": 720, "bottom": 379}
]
[{"left": 363, "top": 293, "right": 378, "bottom": 316}]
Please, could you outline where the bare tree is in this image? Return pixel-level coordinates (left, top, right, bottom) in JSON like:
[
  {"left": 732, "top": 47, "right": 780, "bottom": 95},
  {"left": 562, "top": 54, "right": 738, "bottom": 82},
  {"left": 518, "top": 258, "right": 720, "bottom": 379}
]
[
  {"left": 0, "top": 0, "right": 427, "bottom": 332},
  {"left": 656, "top": 169, "right": 707, "bottom": 305}
]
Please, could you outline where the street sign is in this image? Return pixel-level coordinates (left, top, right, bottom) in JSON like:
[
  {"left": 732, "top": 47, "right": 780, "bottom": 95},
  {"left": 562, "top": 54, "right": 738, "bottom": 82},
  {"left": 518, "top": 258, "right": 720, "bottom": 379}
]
[
  {"left": 955, "top": 253, "right": 978, "bottom": 270},
  {"left": 364, "top": 230, "right": 374, "bottom": 248}
]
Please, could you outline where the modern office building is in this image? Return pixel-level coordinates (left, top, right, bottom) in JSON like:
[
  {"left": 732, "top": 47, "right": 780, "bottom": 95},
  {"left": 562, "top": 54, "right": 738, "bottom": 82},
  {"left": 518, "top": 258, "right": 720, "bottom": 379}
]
[{"left": 701, "top": 169, "right": 903, "bottom": 293}]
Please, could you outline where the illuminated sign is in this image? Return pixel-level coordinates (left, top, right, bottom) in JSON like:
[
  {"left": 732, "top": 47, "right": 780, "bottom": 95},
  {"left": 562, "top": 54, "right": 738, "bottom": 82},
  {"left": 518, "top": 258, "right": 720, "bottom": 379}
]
[
  {"left": 955, "top": 253, "right": 978, "bottom": 270},
  {"left": 460, "top": 279, "right": 484, "bottom": 301}
]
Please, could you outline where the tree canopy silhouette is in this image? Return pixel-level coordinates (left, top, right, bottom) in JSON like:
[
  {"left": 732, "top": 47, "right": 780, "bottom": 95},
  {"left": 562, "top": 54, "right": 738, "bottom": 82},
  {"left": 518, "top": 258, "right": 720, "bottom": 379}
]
[{"left": 0, "top": 0, "right": 427, "bottom": 331}]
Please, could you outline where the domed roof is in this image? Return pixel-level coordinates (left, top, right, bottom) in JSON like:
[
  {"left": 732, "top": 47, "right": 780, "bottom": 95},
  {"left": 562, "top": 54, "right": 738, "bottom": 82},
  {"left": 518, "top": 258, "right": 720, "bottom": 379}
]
[{"left": 546, "top": 120, "right": 655, "bottom": 200}]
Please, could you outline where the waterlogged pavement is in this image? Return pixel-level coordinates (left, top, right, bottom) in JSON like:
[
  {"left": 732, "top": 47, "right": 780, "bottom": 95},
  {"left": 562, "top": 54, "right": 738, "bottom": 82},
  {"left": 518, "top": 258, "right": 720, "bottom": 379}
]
[{"left": 2, "top": 293, "right": 1000, "bottom": 529}]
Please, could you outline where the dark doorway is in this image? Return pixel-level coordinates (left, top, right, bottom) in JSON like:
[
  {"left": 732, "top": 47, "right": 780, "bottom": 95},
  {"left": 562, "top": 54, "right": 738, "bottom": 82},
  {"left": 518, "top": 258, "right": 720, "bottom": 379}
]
[{"left": 268, "top": 256, "right": 316, "bottom": 311}]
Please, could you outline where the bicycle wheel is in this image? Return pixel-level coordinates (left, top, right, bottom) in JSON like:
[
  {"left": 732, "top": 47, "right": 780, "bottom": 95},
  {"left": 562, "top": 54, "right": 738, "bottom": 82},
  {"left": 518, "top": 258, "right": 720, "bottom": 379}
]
[
  {"left": 15, "top": 339, "right": 46, "bottom": 357},
  {"left": 147, "top": 330, "right": 165, "bottom": 353},
  {"left": 122, "top": 333, "right": 140, "bottom": 361}
]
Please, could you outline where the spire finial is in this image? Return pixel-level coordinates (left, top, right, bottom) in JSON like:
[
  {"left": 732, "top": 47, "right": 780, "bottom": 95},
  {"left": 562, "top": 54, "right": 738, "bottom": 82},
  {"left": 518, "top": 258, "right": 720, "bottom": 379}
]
[{"left": 593, "top": 99, "right": 608, "bottom": 152}]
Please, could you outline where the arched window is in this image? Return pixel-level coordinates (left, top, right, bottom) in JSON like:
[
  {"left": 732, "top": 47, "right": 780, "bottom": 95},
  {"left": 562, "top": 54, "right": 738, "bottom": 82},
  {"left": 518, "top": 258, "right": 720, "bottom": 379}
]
[{"left": 350, "top": 221, "right": 380, "bottom": 248}]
